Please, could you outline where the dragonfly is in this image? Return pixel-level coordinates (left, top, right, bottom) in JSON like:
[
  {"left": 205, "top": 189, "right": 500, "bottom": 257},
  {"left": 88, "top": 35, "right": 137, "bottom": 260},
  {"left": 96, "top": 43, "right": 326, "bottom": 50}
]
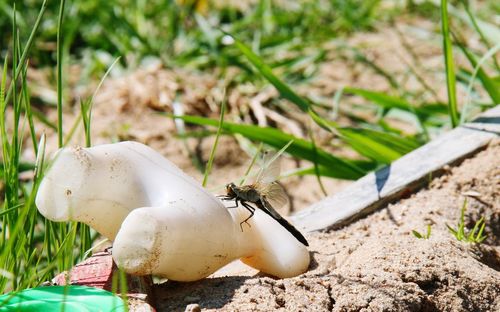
[{"left": 219, "top": 150, "right": 309, "bottom": 247}]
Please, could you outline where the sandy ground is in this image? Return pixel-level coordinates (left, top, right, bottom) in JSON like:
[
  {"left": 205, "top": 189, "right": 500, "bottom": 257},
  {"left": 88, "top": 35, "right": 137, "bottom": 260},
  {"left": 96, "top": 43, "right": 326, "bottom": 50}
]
[{"left": 153, "top": 139, "right": 499, "bottom": 311}]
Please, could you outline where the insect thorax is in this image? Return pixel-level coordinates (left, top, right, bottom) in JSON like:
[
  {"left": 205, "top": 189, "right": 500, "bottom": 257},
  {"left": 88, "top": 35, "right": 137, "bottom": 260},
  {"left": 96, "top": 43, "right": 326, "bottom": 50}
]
[{"left": 240, "top": 187, "right": 261, "bottom": 202}]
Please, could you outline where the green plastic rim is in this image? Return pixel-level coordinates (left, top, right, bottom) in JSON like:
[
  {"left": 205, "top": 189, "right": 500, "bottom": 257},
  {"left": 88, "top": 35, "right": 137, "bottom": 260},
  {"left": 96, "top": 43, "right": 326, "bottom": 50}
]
[{"left": 0, "top": 285, "right": 127, "bottom": 312}]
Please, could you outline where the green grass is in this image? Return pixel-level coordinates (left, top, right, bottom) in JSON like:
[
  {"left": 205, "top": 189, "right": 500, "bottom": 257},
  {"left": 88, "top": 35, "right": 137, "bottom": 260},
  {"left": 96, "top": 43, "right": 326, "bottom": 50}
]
[
  {"left": 0, "top": 0, "right": 383, "bottom": 74},
  {"left": 56, "top": 0, "right": 66, "bottom": 148},
  {"left": 171, "top": 114, "right": 371, "bottom": 179},
  {"left": 202, "top": 88, "right": 227, "bottom": 187},
  {"left": 412, "top": 225, "right": 432, "bottom": 240},
  {"left": 0, "top": 8, "right": 52, "bottom": 292},
  {"left": 440, "top": 0, "right": 459, "bottom": 127},
  {"left": 0, "top": 2, "right": 94, "bottom": 295},
  {"left": 446, "top": 199, "right": 487, "bottom": 244}
]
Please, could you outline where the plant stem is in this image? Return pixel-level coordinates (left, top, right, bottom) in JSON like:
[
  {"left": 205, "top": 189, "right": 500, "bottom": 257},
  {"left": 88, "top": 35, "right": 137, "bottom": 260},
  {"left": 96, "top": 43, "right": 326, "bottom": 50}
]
[
  {"left": 440, "top": 0, "right": 459, "bottom": 127},
  {"left": 56, "top": 0, "right": 66, "bottom": 147}
]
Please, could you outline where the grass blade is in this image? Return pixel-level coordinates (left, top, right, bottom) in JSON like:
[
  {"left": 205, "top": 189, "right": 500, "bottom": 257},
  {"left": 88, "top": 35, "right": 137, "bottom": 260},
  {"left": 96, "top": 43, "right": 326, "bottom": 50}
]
[
  {"left": 171, "top": 114, "right": 368, "bottom": 180},
  {"left": 284, "top": 162, "right": 376, "bottom": 179},
  {"left": 458, "top": 42, "right": 500, "bottom": 103},
  {"left": 308, "top": 126, "right": 328, "bottom": 196},
  {"left": 3, "top": 0, "right": 48, "bottom": 106},
  {"left": 350, "top": 47, "right": 400, "bottom": 90},
  {"left": 344, "top": 87, "right": 413, "bottom": 112},
  {"left": 337, "top": 127, "right": 421, "bottom": 164},
  {"left": 459, "top": 42, "right": 500, "bottom": 123},
  {"left": 467, "top": 217, "right": 482, "bottom": 242},
  {"left": 475, "top": 221, "right": 487, "bottom": 243},
  {"left": 232, "top": 36, "right": 309, "bottom": 112},
  {"left": 0, "top": 55, "right": 9, "bottom": 159},
  {"left": 67, "top": 56, "right": 120, "bottom": 146},
  {"left": 56, "top": 0, "right": 66, "bottom": 147},
  {"left": 412, "top": 230, "right": 423, "bottom": 239},
  {"left": 343, "top": 87, "right": 430, "bottom": 138},
  {"left": 21, "top": 63, "right": 38, "bottom": 155},
  {"left": 80, "top": 98, "right": 92, "bottom": 147},
  {"left": 231, "top": 35, "right": 334, "bottom": 132},
  {"left": 446, "top": 224, "right": 458, "bottom": 237},
  {"left": 461, "top": 0, "right": 500, "bottom": 71},
  {"left": 441, "top": 0, "right": 459, "bottom": 127},
  {"left": 202, "top": 91, "right": 226, "bottom": 187}
]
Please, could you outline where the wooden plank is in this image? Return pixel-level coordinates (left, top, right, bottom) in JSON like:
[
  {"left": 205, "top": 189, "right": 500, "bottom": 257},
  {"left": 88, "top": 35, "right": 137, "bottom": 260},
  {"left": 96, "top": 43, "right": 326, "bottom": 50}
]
[
  {"left": 291, "top": 105, "right": 500, "bottom": 232},
  {"left": 462, "top": 105, "right": 500, "bottom": 134}
]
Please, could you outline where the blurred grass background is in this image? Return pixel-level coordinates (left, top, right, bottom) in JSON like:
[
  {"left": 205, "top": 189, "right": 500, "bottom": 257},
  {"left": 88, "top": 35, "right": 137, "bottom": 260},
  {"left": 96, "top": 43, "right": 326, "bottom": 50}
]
[{"left": 0, "top": 0, "right": 498, "bottom": 295}]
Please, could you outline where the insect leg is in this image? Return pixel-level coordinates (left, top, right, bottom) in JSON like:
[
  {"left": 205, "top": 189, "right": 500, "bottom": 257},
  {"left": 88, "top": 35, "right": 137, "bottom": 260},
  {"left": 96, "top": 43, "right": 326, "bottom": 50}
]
[
  {"left": 240, "top": 201, "right": 255, "bottom": 231},
  {"left": 218, "top": 195, "right": 239, "bottom": 208},
  {"left": 226, "top": 198, "right": 239, "bottom": 209}
]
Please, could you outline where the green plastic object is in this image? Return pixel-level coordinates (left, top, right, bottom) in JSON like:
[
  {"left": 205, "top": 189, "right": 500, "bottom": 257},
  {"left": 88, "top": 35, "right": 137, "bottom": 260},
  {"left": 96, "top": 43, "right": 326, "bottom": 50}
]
[{"left": 0, "top": 285, "right": 127, "bottom": 312}]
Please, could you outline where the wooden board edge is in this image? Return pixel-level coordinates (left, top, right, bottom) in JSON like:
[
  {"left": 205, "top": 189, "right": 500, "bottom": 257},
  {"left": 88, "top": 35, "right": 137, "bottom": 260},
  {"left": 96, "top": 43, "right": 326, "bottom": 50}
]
[{"left": 291, "top": 105, "right": 499, "bottom": 233}]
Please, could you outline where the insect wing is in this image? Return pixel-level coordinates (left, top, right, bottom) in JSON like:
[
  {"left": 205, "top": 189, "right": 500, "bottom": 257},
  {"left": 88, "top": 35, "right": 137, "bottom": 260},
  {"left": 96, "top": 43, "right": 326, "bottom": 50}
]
[
  {"left": 254, "top": 150, "right": 281, "bottom": 185},
  {"left": 259, "top": 182, "right": 288, "bottom": 210},
  {"left": 253, "top": 150, "right": 288, "bottom": 210}
]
